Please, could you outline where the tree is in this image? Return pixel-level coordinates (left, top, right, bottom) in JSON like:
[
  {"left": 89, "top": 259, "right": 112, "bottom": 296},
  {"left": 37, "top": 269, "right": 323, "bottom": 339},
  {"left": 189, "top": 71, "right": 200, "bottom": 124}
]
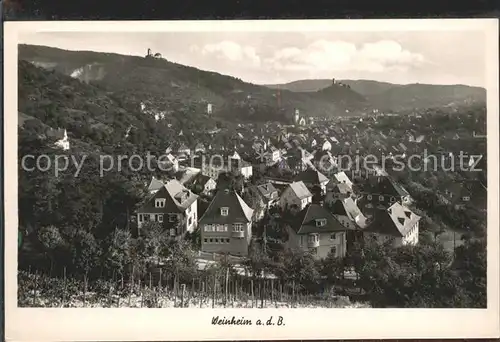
[
  {"left": 71, "top": 230, "right": 102, "bottom": 275},
  {"left": 101, "top": 228, "right": 132, "bottom": 276}
]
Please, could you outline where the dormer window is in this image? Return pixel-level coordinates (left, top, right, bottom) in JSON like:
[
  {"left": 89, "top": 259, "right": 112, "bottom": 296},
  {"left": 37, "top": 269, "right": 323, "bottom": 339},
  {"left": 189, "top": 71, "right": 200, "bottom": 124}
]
[
  {"left": 155, "top": 198, "right": 166, "bottom": 208},
  {"left": 316, "top": 219, "right": 327, "bottom": 227},
  {"left": 221, "top": 207, "right": 229, "bottom": 216},
  {"left": 462, "top": 196, "right": 470, "bottom": 202}
]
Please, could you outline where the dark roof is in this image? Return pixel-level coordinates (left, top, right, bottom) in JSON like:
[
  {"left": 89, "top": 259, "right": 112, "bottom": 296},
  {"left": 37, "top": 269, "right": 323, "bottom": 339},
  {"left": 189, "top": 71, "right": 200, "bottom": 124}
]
[
  {"left": 198, "top": 189, "right": 253, "bottom": 224},
  {"left": 294, "top": 169, "right": 329, "bottom": 185},
  {"left": 191, "top": 174, "right": 214, "bottom": 187},
  {"left": 363, "top": 176, "right": 409, "bottom": 197},
  {"left": 364, "top": 202, "right": 420, "bottom": 237},
  {"left": 285, "top": 204, "right": 351, "bottom": 235}
]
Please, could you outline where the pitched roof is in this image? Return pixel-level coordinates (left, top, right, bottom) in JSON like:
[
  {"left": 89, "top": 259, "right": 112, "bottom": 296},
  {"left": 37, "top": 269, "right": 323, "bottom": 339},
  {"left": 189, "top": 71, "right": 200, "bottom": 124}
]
[
  {"left": 139, "top": 179, "right": 198, "bottom": 214},
  {"left": 364, "top": 176, "right": 410, "bottom": 197},
  {"left": 199, "top": 189, "right": 254, "bottom": 224},
  {"left": 147, "top": 177, "right": 165, "bottom": 193},
  {"left": 294, "top": 169, "right": 329, "bottom": 185},
  {"left": 286, "top": 204, "right": 350, "bottom": 235},
  {"left": 288, "top": 181, "right": 312, "bottom": 200},
  {"left": 365, "top": 202, "right": 420, "bottom": 237},
  {"left": 255, "top": 183, "right": 279, "bottom": 201}
]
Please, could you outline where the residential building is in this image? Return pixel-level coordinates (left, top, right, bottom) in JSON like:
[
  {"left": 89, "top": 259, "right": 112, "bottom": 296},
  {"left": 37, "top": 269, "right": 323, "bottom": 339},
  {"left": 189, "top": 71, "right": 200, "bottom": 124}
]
[
  {"left": 283, "top": 203, "right": 351, "bottom": 259},
  {"left": 294, "top": 169, "right": 330, "bottom": 194},
  {"left": 253, "top": 182, "right": 280, "bottom": 208},
  {"left": 199, "top": 189, "right": 254, "bottom": 256},
  {"left": 359, "top": 176, "right": 412, "bottom": 213},
  {"left": 279, "top": 181, "right": 313, "bottom": 211},
  {"left": 137, "top": 179, "right": 198, "bottom": 236},
  {"left": 190, "top": 174, "right": 217, "bottom": 195},
  {"left": 328, "top": 197, "right": 367, "bottom": 230},
  {"left": 364, "top": 202, "right": 420, "bottom": 247}
]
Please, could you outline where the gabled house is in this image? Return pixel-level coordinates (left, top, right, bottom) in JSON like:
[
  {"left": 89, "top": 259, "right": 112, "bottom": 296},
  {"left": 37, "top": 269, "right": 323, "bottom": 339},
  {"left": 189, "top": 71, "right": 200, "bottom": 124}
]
[
  {"left": 199, "top": 189, "right": 254, "bottom": 256},
  {"left": 359, "top": 176, "right": 411, "bottom": 212},
  {"left": 279, "top": 181, "right": 313, "bottom": 211},
  {"left": 253, "top": 182, "right": 280, "bottom": 208},
  {"left": 194, "top": 143, "right": 206, "bottom": 154},
  {"left": 328, "top": 197, "right": 367, "bottom": 230},
  {"left": 282, "top": 203, "right": 351, "bottom": 259},
  {"left": 189, "top": 174, "right": 217, "bottom": 195},
  {"left": 364, "top": 202, "right": 420, "bottom": 247},
  {"left": 325, "top": 182, "right": 353, "bottom": 204},
  {"left": 137, "top": 179, "right": 199, "bottom": 237},
  {"left": 294, "top": 169, "right": 330, "bottom": 194}
]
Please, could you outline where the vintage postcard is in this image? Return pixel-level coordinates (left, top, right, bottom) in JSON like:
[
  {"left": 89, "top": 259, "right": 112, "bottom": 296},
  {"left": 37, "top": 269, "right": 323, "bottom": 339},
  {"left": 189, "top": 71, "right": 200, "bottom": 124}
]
[{"left": 4, "top": 19, "right": 500, "bottom": 341}]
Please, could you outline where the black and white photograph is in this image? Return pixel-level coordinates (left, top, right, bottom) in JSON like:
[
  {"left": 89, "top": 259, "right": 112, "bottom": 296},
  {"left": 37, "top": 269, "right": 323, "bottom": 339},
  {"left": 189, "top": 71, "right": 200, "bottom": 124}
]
[{"left": 4, "top": 19, "right": 500, "bottom": 341}]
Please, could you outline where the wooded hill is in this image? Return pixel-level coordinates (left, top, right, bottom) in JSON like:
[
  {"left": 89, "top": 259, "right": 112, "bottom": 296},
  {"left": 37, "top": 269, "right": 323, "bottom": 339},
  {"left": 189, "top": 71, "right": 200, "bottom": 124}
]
[{"left": 19, "top": 44, "right": 371, "bottom": 122}]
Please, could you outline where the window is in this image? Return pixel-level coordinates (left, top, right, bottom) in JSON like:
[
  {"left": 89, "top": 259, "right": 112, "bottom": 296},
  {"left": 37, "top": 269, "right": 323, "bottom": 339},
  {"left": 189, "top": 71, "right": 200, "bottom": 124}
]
[
  {"left": 330, "top": 233, "right": 337, "bottom": 240},
  {"left": 170, "top": 228, "right": 176, "bottom": 236},
  {"left": 463, "top": 196, "right": 470, "bottom": 202},
  {"left": 217, "top": 224, "right": 225, "bottom": 232},
  {"left": 215, "top": 238, "right": 219, "bottom": 244},
  {"left": 188, "top": 217, "right": 192, "bottom": 225},
  {"left": 209, "top": 238, "right": 213, "bottom": 243},
  {"left": 390, "top": 196, "right": 395, "bottom": 202},
  {"left": 311, "top": 247, "right": 318, "bottom": 255},
  {"left": 226, "top": 238, "right": 230, "bottom": 243},
  {"left": 224, "top": 224, "right": 228, "bottom": 232},
  {"left": 330, "top": 246, "right": 337, "bottom": 256},
  {"left": 169, "top": 214, "right": 176, "bottom": 222},
  {"left": 204, "top": 238, "right": 208, "bottom": 243},
  {"left": 138, "top": 214, "right": 143, "bottom": 222},
  {"left": 367, "top": 195, "right": 372, "bottom": 200},
  {"left": 155, "top": 198, "right": 166, "bottom": 208},
  {"left": 233, "top": 223, "right": 244, "bottom": 232},
  {"left": 379, "top": 195, "right": 384, "bottom": 201},
  {"left": 204, "top": 224, "right": 213, "bottom": 232},
  {"left": 144, "top": 215, "right": 150, "bottom": 222},
  {"left": 316, "top": 219, "right": 327, "bottom": 227},
  {"left": 158, "top": 214, "right": 163, "bottom": 223},
  {"left": 221, "top": 207, "right": 229, "bottom": 216}
]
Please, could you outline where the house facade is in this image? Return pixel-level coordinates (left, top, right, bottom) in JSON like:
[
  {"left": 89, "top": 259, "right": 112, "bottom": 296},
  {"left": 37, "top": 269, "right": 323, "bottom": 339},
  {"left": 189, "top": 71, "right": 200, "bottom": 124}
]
[
  {"left": 364, "top": 202, "right": 420, "bottom": 247},
  {"left": 137, "top": 179, "right": 198, "bottom": 237},
  {"left": 279, "top": 181, "right": 313, "bottom": 211},
  {"left": 199, "top": 189, "right": 254, "bottom": 256},
  {"left": 283, "top": 204, "right": 350, "bottom": 259}
]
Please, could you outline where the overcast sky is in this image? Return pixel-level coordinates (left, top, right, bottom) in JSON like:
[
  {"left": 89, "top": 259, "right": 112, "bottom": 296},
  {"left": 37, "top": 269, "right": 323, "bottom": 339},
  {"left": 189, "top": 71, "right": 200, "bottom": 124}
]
[{"left": 19, "top": 30, "right": 486, "bottom": 87}]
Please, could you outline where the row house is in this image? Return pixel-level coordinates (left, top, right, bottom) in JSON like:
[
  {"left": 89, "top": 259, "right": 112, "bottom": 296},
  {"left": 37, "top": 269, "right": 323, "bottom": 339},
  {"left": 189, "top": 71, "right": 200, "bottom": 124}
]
[
  {"left": 137, "top": 179, "right": 199, "bottom": 236},
  {"left": 199, "top": 189, "right": 254, "bottom": 257},
  {"left": 282, "top": 203, "right": 351, "bottom": 259}
]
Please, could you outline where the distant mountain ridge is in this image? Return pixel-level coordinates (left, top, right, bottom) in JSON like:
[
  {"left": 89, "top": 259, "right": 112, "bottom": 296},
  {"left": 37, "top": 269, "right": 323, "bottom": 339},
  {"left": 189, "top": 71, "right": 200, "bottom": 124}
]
[
  {"left": 265, "top": 79, "right": 486, "bottom": 111},
  {"left": 18, "top": 44, "right": 370, "bottom": 121}
]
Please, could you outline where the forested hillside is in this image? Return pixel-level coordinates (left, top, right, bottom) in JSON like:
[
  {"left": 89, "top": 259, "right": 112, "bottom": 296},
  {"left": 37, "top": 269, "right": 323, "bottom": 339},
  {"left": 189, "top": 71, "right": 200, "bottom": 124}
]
[{"left": 19, "top": 44, "right": 371, "bottom": 121}]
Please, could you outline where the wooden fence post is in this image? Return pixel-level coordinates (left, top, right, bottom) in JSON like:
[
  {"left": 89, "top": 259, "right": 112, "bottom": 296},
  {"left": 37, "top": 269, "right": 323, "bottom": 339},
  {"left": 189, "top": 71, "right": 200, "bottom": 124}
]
[
  {"left": 212, "top": 275, "right": 216, "bottom": 308},
  {"left": 271, "top": 278, "right": 274, "bottom": 304},
  {"left": 62, "top": 267, "right": 67, "bottom": 308},
  {"left": 251, "top": 280, "right": 254, "bottom": 308},
  {"left": 200, "top": 282, "right": 204, "bottom": 308},
  {"left": 224, "top": 268, "right": 229, "bottom": 307},
  {"left": 83, "top": 273, "right": 88, "bottom": 306},
  {"left": 181, "top": 284, "right": 186, "bottom": 307},
  {"left": 33, "top": 271, "right": 37, "bottom": 306}
]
